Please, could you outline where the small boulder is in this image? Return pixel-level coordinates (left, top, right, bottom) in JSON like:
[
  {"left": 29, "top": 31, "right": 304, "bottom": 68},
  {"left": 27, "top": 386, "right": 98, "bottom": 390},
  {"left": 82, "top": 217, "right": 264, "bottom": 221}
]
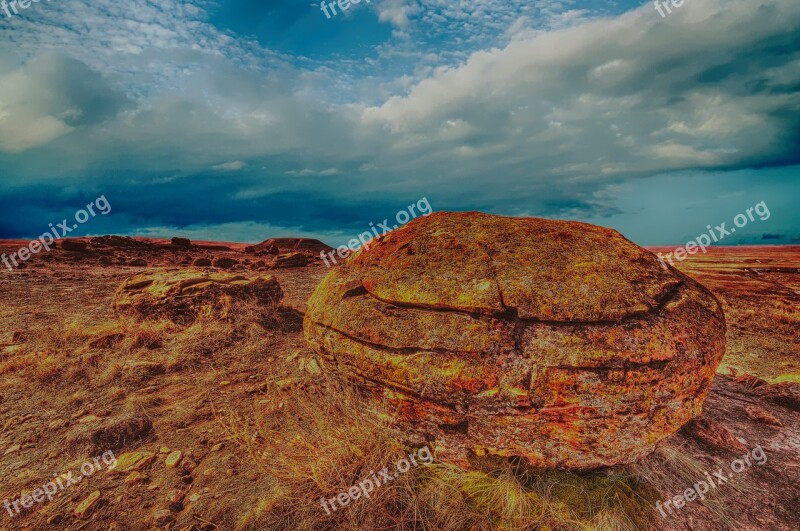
[
  {"left": 193, "top": 258, "right": 212, "bottom": 267},
  {"left": 129, "top": 258, "right": 148, "bottom": 267},
  {"left": 112, "top": 269, "right": 283, "bottom": 322},
  {"left": 171, "top": 237, "right": 192, "bottom": 248},
  {"left": 213, "top": 257, "right": 238, "bottom": 269}
]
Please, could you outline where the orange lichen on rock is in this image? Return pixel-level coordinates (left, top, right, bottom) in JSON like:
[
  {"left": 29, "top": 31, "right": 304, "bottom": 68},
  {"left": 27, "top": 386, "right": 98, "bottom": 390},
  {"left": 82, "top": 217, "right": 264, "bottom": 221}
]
[{"left": 304, "top": 212, "right": 726, "bottom": 469}]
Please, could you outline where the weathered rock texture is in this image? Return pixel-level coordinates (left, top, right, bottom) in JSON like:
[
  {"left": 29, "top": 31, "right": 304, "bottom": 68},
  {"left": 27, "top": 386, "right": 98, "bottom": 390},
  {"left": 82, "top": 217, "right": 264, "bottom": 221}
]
[
  {"left": 113, "top": 269, "right": 282, "bottom": 322},
  {"left": 304, "top": 212, "right": 726, "bottom": 469},
  {"left": 273, "top": 252, "right": 309, "bottom": 268}
]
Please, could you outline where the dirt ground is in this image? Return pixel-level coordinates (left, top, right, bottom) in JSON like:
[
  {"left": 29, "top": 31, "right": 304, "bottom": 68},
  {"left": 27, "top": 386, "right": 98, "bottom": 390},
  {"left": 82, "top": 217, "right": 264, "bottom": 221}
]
[{"left": 0, "top": 240, "right": 797, "bottom": 530}]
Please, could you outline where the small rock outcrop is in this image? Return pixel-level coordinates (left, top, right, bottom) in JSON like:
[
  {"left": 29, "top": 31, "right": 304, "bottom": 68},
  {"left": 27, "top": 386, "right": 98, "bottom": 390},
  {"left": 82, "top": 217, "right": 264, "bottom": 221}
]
[
  {"left": 112, "top": 269, "right": 283, "bottom": 322},
  {"left": 304, "top": 212, "right": 726, "bottom": 469},
  {"left": 171, "top": 237, "right": 192, "bottom": 248},
  {"left": 273, "top": 252, "right": 309, "bottom": 268},
  {"left": 61, "top": 240, "right": 89, "bottom": 252}
]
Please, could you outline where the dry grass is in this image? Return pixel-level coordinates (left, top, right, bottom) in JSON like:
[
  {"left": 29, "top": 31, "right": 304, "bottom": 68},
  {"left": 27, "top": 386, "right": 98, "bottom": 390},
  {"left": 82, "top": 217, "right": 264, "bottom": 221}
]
[
  {"left": 217, "top": 373, "right": 660, "bottom": 531},
  {"left": 0, "top": 291, "right": 671, "bottom": 530}
]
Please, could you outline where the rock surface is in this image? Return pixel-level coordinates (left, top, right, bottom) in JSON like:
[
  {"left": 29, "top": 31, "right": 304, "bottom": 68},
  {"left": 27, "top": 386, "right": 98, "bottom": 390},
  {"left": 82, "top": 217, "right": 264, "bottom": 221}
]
[
  {"left": 112, "top": 269, "right": 283, "bottom": 321},
  {"left": 273, "top": 252, "right": 309, "bottom": 268},
  {"left": 304, "top": 212, "right": 726, "bottom": 469}
]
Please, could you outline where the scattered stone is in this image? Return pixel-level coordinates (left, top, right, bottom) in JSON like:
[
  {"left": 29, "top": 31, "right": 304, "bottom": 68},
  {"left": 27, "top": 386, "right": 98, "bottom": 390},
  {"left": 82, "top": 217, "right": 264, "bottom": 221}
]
[
  {"left": 210, "top": 443, "right": 223, "bottom": 452},
  {"left": 180, "top": 458, "right": 197, "bottom": 475},
  {"left": 165, "top": 450, "right": 183, "bottom": 468},
  {"left": 305, "top": 358, "right": 321, "bottom": 375},
  {"left": 152, "top": 508, "right": 174, "bottom": 524},
  {"left": 124, "top": 471, "right": 145, "bottom": 485},
  {"left": 189, "top": 493, "right": 201, "bottom": 503},
  {"left": 74, "top": 490, "right": 102, "bottom": 519},
  {"left": 193, "top": 258, "right": 212, "bottom": 267},
  {"left": 108, "top": 451, "right": 156, "bottom": 473},
  {"left": 78, "top": 415, "right": 101, "bottom": 424},
  {"left": 213, "top": 257, "right": 238, "bottom": 269},
  {"left": 745, "top": 406, "right": 783, "bottom": 426},
  {"left": 168, "top": 489, "right": 185, "bottom": 511},
  {"left": 160, "top": 446, "right": 171, "bottom": 454},
  {"left": 688, "top": 419, "right": 749, "bottom": 453},
  {"left": 220, "top": 380, "right": 231, "bottom": 386},
  {"left": 304, "top": 211, "right": 727, "bottom": 468},
  {"left": 129, "top": 258, "right": 148, "bottom": 267},
  {"left": 47, "top": 514, "right": 63, "bottom": 525},
  {"left": 112, "top": 269, "right": 283, "bottom": 322}
]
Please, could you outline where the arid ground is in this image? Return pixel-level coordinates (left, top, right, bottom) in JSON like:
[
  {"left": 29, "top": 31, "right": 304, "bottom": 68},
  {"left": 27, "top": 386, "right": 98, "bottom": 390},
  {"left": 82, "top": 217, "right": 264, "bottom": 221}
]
[{"left": 0, "top": 239, "right": 797, "bottom": 530}]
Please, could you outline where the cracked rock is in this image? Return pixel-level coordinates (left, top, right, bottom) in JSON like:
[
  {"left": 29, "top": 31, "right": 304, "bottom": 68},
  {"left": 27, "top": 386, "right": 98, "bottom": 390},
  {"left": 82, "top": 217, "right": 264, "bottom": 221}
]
[{"left": 304, "top": 212, "right": 726, "bottom": 469}]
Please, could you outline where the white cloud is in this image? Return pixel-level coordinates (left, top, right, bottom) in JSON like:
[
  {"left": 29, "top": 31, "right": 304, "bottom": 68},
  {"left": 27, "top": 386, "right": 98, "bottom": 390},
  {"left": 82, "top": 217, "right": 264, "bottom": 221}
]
[{"left": 212, "top": 160, "right": 247, "bottom": 172}]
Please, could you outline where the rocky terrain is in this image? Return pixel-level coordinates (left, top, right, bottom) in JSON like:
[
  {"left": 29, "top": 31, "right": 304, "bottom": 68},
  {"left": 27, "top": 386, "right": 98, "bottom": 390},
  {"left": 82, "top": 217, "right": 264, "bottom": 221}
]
[{"left": 0, "top": 235, "right": 797, "bottom": 530}]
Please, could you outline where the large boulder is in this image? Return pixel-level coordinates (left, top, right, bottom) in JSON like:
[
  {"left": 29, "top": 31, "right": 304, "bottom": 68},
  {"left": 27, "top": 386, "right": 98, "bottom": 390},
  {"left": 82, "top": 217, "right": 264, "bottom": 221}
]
[
  {"left": 113, "top": 269, "right": 283, "bottom": 322},
  {"left": 304, "top": 212, "right": 726, "bottom": 469}
]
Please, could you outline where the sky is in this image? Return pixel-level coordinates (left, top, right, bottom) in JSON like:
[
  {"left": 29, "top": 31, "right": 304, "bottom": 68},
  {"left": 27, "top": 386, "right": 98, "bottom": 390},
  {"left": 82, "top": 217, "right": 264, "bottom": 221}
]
[{"left": 0, "top": 0, "right": 798, "bottom": 248}]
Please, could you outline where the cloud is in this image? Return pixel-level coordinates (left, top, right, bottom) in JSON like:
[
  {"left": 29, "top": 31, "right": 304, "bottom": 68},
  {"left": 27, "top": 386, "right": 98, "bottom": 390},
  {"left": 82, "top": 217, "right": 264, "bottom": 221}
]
[
  {"left": 0, "top": 0, "right": 798, "bottom": 243},
  {"left": 0, "top": 54, "right": 130, "bottom": 152},
  {"left": 212, "top": 160, "right": 247, "bottom": 172}
]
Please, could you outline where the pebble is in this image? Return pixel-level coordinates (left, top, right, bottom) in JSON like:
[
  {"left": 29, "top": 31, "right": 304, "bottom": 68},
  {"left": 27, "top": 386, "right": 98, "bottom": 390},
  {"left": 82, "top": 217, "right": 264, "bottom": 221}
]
[{"left": 165, "top": 450, "right": 183, "bottom": 468}]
